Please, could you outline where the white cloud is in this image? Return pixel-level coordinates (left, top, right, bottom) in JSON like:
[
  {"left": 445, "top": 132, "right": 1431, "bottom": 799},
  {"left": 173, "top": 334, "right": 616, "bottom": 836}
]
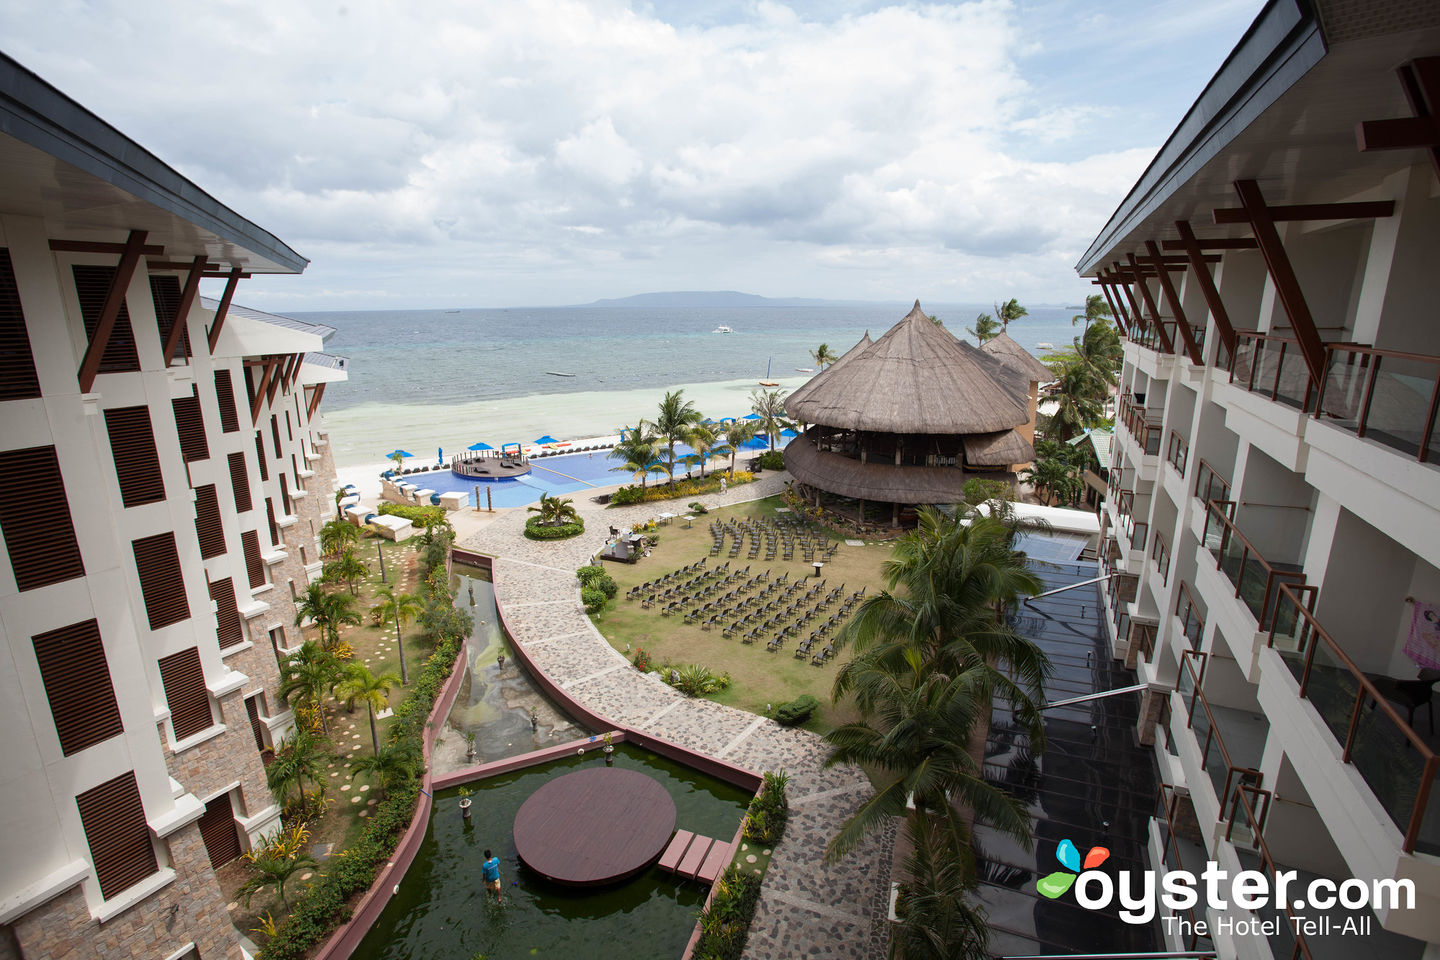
[{"left": 0, "top": 0, "right": 1233, "bottom": 308}]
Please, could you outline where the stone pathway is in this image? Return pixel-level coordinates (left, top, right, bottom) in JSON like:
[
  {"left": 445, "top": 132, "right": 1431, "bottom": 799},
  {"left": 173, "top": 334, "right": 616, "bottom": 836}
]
[{"left": 456, "top": 473, "right": 891, "bottom": 960}]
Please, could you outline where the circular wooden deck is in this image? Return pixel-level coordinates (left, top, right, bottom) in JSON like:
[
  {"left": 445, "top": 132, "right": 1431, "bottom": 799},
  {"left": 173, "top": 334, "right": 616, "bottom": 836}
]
[{"left": 513, "top": 766, "right": 676, "bottom": 886}]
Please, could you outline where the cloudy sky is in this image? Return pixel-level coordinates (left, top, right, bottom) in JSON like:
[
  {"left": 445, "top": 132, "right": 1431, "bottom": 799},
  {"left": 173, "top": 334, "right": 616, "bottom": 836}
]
[{"left": 3, "top": 0, "right": 1263, "bottom": 310}]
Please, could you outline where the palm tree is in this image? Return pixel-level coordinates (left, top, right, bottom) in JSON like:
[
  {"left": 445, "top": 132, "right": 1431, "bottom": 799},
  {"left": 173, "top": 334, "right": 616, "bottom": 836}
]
[
  {"left": 685, "top": 422, "right": 728, "bottom": 479},
  {"left": 238, "top": 850, "right": 319, "bottom": 910},
  {"left": 527, "top": 492, "right": 578, "bottom": 526},
  {"left": 1071, "top": 292, "right": 1112, "bottom": 330},
  {"left": 722, "top": 419, "right": 760, "bottom": 473},
  {"left": 748, "top": 388, "right": 793, "bottom": 449},
  {"left": 387, "top": 451, "right": 407, "bottom": 474},
  {"left": 810, "top": 343, "right": 839, "bottom": 369},
  {"left": 319, "top": 518, "right": 360, "bottom": 559},
  {"left": 653, "top": 390, "right": 703, "bottom": 490},
  {"left": 608, "top": 423, "right": 665, "bottom": 493},
  {"left": 1020, "top": 455, "right": 1080, "bottom": 506},
  {"left": 278, "top": 641, "right": 343, "bottom": 736},
  {"left": 350, "top": 740, "right": 419, "bottom": 802},
  {"left": 891, "top": 814, "right": 991, "bottom": 959},
  {"left": 265, "top": 726, "right": 327, "bottom": 805},
  {"left": 322, "top": 548, "right": 369, "bottom": 595},
  {"left": 966, "top": 313, "right": 1000, "bottom": 344},
  {"left": 1044, "top": 352, "right": 1107, "bottom": 442},
  {"left": 994, "top": 298, "right": 1028, "bottom": 331},
  {"left": 371, "top": 584, "right": 424, "bottom": 685},
  {"left": 334, "top": 663, "right": 401, "bottom": 755},
  {"left": 333, "top": 488, "right": 347, "bottom": 519},
  {"left": 295, "top": 581, "right": 361, "bottom": 650}
]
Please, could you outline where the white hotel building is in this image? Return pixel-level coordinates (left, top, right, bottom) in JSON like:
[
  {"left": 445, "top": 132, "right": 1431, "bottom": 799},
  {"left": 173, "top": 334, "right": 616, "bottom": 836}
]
[
  {"left": 1080, "top": 1, "right": 1440, "bottom": 958},
  {"left": 0, "top": 53, "right": 344, "bottom": 958}
]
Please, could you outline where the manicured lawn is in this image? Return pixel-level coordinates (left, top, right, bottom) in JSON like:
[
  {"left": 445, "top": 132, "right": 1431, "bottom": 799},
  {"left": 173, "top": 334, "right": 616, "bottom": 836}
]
[{"left": 590, "top": 496, "right": 891, "bottom": 731}]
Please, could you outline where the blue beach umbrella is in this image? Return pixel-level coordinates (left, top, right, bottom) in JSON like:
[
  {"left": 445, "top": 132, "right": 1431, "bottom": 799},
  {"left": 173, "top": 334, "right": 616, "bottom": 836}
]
[
  {"left": 780, "top": 428, "right": 798, "bottom": 438},
  {"left": 742, "top": 413, "right": 763, "bottom": 421},
  {"left": 467, "top": 442, "right": 494, "bottom": 451},
  {"left": 741, "top": 435, "right": 770, "bottom": 450},
  {"left": 385, "top": 449, "right": 414, "bottom": 459},
  {"left": 534, "top": 434, "right": 559, "bottom": 445}
]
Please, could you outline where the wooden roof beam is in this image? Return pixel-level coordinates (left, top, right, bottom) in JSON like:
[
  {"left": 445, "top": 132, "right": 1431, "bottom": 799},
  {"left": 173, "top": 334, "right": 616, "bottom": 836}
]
[
  {"left": 1161, "top": 237, "right": 1258, "bottom": 251},
  {"left": 1092, "top": 280, "right": 1129, "bottom": 336},
  {"left": 267, "top": 355, "right": 291, "bottom": 406},
  {"left": 1213, "top": 199, "right": 1394, "bottom": 224},
  {"left": 288, "top": 352, "right": 306, "bottom": 388},
  {"left": 1173, "top": 220, "right": 1237, "bottom": 356},
  {"left": 1107, "top": 264, "right": 1148, "bottom": 333},
  {"left": 207, "top": 267, "right": 243, "bottom": 352},
  {"left": 76, "top": 229, "right": 147, "bottom": 393},
  {"left": 1126, "top": 253, "right": 1175, "bottom": 354},
  {"left": 1356, "top": 58, "right": 1440, "bottom": 182},
  {"left": 250, "top": 358, "right": 279, "bottom": 424},
  {"left": 161, "top": 256, "right": 206, "bottom": 366},
  {"left": 305, "top": 382, "right": 327, "bottom": 420},
  {"left": 1142, "top": 241, "right": 1202, "bottom": 364},
  {"left": 52, "top": 238, "right": 164, "bottom": 256}
]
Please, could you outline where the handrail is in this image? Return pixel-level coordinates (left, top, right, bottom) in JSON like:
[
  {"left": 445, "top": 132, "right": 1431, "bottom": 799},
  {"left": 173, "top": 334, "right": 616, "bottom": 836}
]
[
  {"left": 1224, "top": 783, "right": 1314, "bottom": 960},
  {"left": 1155, "top": 783, "right": 1216, "bottom": 955},
  {"left": 1175, "top": 580, "right": 1206, "bottom": 650},
  {"left": 1166, "top": 428, "right": 1189, "bottom": 476},
  {"left": 1229, "top": 330, "right": 1316, "bottom": 410},
  {"left": 1314, "top": 341, "right": 1440, "bottom": 463},
  {"left": 1150, "top": 529, "right": 1171, "bottom": 585},
  {"left": 1193, "top": 458, "right": 1230, "bottom": 506},
  {"left": 1202, "top": 499, "right": 1306, "bottom": 630},
  {"left": 1179, "top": 651, "right": 1262, "bottom": 814},
  {"left": 1268, "top": 581, "right": 1440, "bottom": 854}
]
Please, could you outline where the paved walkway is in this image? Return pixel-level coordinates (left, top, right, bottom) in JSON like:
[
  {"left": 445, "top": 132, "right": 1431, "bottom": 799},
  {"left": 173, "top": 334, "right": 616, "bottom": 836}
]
[{"left": 455, "top": 473, "right": 892, "bottom": 960}]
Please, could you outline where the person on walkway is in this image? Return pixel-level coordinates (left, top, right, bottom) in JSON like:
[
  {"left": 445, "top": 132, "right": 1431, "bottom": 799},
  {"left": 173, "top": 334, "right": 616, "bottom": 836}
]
[
  {"left": 719, "top": 475, "right": 727, "bottom": 494},
  {"left": 482, "top": 848, "right": 503, "bottom": 903}
]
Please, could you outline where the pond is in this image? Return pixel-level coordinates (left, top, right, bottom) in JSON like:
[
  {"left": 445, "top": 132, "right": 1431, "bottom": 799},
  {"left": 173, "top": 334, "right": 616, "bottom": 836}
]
[{"left": 349, "top": 743, "right": 751, "bottom": 960}]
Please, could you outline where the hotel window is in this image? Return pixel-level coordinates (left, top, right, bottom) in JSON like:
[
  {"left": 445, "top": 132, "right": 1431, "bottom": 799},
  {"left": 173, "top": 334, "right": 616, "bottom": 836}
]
[
  {"left": 227, "top": 451, "right": 253, "bottom": 513},
  {"left": 214, "top": 369, "right": 239, "bottom": 433},
  {"left": 193, "top": 484, "right": 225, "bottom": 559},
  {"left": 268, "top": 626, "right": 285, "bottom": 664},
  {"left": 241, "top": 529, "right": 265, "bottom": 589},
  {"left": 148, "top": 275, "right": 190, "bottom": 362},
  {"left": 279, "top": 474, "right": 291, "bottom": 515},
  {"left": 73, "top": 264, "right": 139, "bottom": 374},
  {"left": 158, "top": 647, "right": 212, "bottom": 740},
  {"left": 209, "top": 577, "right": 243, "bottom": 650},
  {"left": 172, "top": 387, "right": 209, "bottom": 463},
  {"left": 76, "top": 772, "right": 157, "bottom": 900},
  {"left": 0, "top": 445, "right": 85, "bottom": 590},
  {"left": 270, "top": 415, "right": 281, "bottom": 460},
  {"left": 0, "top": 248, "right": 40, "bottom": 400},
  {"left": 244, "top": 694, "right": 268, "bottom": 754},
  {"left": 132, "top": 532, "right": 190, "bottom": 629},
  {"left": 32, "top": 619, "right": 124, "bottom": 756},
  {"left": 254, "top": 432, "right": 268, "bottom": 481},
  {"left": 196, "top": 792, "right": 241, "bottom": 868},
  {"left": 104, "top": 406, "right": 165, "bottom": 508}
]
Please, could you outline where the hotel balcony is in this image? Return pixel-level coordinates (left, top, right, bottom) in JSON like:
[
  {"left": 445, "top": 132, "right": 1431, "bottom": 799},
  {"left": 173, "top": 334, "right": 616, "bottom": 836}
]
[
  {"left": 1162, "top": 427, "right": 1190, "bottom": 506},
  {"left": 1127, "top": 319, "right": 1207, "bottom": 382},
  {"left": 1113, "top": 488, "right": 1150, "bottom": 567},
  {"left": 1189, "top": 458, "right": 1232, "bottom": 544},
  {"left": 1173, "top": 579, "right": 1207, "bottom": 652},
  {"left": 1116, "top": 393, "right": 1163, "bottom": 482}
]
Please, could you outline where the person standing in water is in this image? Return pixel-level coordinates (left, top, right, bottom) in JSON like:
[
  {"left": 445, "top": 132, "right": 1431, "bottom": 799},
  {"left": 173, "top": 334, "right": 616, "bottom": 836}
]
[{"left": 482, "top": 848, "right": 503, "bottom": 903}]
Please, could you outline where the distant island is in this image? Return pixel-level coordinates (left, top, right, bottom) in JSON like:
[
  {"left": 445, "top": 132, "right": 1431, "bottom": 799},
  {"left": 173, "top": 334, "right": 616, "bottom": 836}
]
[{"left": 581, "top": 290, "right": 889, "bottom": 309}]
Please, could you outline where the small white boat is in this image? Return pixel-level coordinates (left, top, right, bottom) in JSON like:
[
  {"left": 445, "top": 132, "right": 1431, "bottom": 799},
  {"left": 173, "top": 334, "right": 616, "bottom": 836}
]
[
  {"left": 545, "top": 371, "right": 576, "bottom": 377},
  {"left": 1036, "top": 341, "right": 1055, "bottom": 350},
  {"left": 712, "top": 325, "right": 734, "bottom": 334},
  {"left": 795, "top": 367, "right": 814, "bottom": 373}
]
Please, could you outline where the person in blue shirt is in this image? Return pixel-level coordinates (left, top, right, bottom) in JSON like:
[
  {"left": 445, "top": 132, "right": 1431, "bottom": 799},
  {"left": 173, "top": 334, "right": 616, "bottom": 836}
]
[{"left": 482, "top": 848, "right": 502, "bottom": 903}]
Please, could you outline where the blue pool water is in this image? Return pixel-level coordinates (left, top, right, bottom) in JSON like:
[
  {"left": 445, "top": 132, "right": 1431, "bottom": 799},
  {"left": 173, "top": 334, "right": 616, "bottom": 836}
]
[{"left": 395, "top": 439, "right": 788, "bottom": 509}]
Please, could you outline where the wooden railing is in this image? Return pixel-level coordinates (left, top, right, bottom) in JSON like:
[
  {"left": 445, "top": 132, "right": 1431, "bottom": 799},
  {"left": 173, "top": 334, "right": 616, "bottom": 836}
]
[
  {"left": 1223, "top": 783, "right": 1314, "bottom": 960},
  {"left": 1166, "top": 428, "right": 1189, "bottom": 477},
  {"left": 1201, "top": 499, "right": 1306, "bottom": 631},
  {"left": 1193, "top": 457, "right": 1230, "bottom": 507},
  {"left": 1119, "top": 394, "right": 1163, "bottom": 456},
  {"left": 1155, "top": 783, "right": 1217, "bottom": 955},
  {"left": 1174, "top": 580, "right": 1206, "bottom": 650},
  {"left": 1179, "top": 650, "right": 1263, "bottom": 816},
  {"left": 1229, "top": 330, "right": 1315, "bottom": 410},
  {"left": 1315, "top": 342, "right": 1440, "bottom": 463},
  {"left": 1268, "top": 582, "right": 1440, "bottom": 854},
  {"left": 1150, "top": 528, "right": 1170, "bottom": 585}
]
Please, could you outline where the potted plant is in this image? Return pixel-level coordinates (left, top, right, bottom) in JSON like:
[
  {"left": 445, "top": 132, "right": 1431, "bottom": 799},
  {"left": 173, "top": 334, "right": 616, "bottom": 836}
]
[
  {"left": 465, "top": 730, "right": 477, "bottom": 761},
  {"left": 458, "top": 785, "right": 473, "bottom": 819},
  {"left": 602, "top": 731, "right": 615, "bottom": 764}
]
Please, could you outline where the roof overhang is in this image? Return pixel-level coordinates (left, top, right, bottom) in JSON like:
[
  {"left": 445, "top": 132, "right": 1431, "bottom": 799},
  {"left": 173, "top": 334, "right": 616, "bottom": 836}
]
[
  {"left": 211, "top": 310, "right": 325, "bottom": 359},
  {"left": 299, "top": 353, "right": 349, "bottom": 385},
  {"left": 0, "top": 51, "right": 306, "bottom": 274}
]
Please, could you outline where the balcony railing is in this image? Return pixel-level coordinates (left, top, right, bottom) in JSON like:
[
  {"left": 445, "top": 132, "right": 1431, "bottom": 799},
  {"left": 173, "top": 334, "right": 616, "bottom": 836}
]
[
  {"left": 1315, "top": 342, "right": 1440, "bottom": 463},
  {"left": 1178, "top": 650, "right": 1263, "bottom": 813},
  {"left": 1126, "top": 618, "right": 1157, "bottom": 668},
  {"left": 1268, "top": 583, "right": 1440, "bottom": 855},
  {"left": 1165, "top": 428, "right": 1189, "bottom": 476},
  {"left": 1119, "top": 396, "right": 1164, "bottom": 456},
  {"left": 1193, "top": 457, "right": 1231, "bottom": 507},
  {"left": 1201, "top": 499, "right": 1306, "bottom": 631},
  {"left": 1229, "top": 331, "right": 1315, "bottom": 410},
  {"left": 1114, "top": 489, "right": 1148, "bottom": 550},
  {"left": 1175, "top": 580, "right": 1206, "bottom": 650},
  {"left": 1150, "top": 529, "right": 1171, "bottom": 585},
  {"left": 1155, "top": 783, "right": 1216, "bottom": 955},
  {"left": 1224, "top": 783, "right": 1314, "bottom": 960}
]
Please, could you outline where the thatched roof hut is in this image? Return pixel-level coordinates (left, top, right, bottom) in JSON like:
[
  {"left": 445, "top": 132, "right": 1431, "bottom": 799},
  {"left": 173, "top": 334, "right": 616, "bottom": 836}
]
[
  {"left": 785, "top": 331, "right": 871, "bottom": 410},
  {"left": 784, "top": 301, "right": 1027, "bottom": 434},
  {"left": 978, "top": 330, "right": 1053, "bottom": 383}
]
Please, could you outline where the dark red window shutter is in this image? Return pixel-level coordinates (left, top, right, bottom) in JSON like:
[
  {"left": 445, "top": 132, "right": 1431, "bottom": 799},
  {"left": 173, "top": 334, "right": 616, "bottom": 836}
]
[
  {"left": 227, "top": 452, "right": 253, "bottom": 513},
  {"left": 76, "top": 772, "right": 157, "bottom": 900},
  {"left": 193, "top": 484, "right": 226, "bottom": 559},
  {"left": 0, "top": 446, "right": 85, "bottom": 590},
  {"left": 285, "top": 411, "right": 293, "bottom": 441},
  {"left": 158, "top": 647, "right": 211, "bottom": 740},
  {"left": 241, "top": 529, "right": 264, "bottom": 589},
  {"left": 196, "top": 791, "right": 241, "bottom": 868},
  {"left": 254, "top": 432, "right": 268, "bottom": 481},
  {"left": 73, "top": 264, "right": 139, "bottom": 374},
  {"left": 279, "top": 474, "right": 291, "bottom": 515},
  {"left": 104, "top": 406, "right": 165, "bottom": 508},
  {"left": 209, "top": 577, "right": 243, "bottom": 649},
  {"left": 172, "top": 387, "right": 209, "bottom": 463},
  {"left": 245, "top": 695, "right": 267, "bottom": 754},
  {"left": 32, "top": 619, "right": 123, "bottom": 756},
  {"left": 149, "top": 275, "right": 190, "bottom": 361},
  {"left": 0, "top": 248, "right": 40, "bottom": 400},
  {"left": 132, "top": 533, "right": 189, "bottom": 629},
  {"left": 214, "top": 369, "right": 239, "bottom": 433},
  {"left": 270, "top": 415, "right": 281, "bottom": 459},
  {"left": 266, "top": 498, "right": 279, "bottom": 546}
]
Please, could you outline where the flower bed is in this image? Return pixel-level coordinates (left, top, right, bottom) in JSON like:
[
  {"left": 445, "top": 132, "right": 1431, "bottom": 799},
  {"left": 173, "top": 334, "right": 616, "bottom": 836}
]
[
  {"left": 524, "top": 515, "right": 586, "bottom": 540},
  {"left": 609, "top": 471, "right": 755, "bottom": 506}
]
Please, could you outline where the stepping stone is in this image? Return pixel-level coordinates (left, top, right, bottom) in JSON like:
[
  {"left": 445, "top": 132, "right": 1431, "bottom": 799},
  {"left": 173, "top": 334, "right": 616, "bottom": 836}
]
[
  {"left": 300, "top": 872, "right": 312, "bottom": 881},
  {"left": 678, "top": 837, "right": 713, "bottom": 879},
  {"left": 226, "top": 902, "right": 238, "bottom": 911},
  {"left": 360, "top": 784, "right": 370, "bottom": 791},
  {"left": 698, "top": 840, "right": 733, "bottom": 883},
  {"left": 746, "top": 854, "right": 757, "bottom": 863},
  {"left": 358, "top": 810, "right": 369, "bottom": 818},
  {"left": 845, "top": 540, "right": 864, "bottom": 547},
  {"left": 367, "top": 799, "right": 377, "bottom": 806},
  {"left": 341, "top": 784, "right": 351, "bottom": 791},
  {"left": 351, "top": 796, "right": 361, "bottom": 804},
  {"left": 658, "top": 831, "right": 694, "bottom": 872}
]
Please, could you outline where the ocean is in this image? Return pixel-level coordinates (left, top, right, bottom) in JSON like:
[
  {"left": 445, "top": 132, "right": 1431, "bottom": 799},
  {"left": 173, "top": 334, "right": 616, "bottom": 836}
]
[{"left": 292, "top": 302, "right": 1084, "bottom": 468}]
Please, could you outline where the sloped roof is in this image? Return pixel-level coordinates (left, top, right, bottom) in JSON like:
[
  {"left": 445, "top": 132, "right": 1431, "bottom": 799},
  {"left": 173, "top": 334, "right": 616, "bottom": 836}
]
[
  {"left": 784, "top": 301, "right": 1027, "bottom": 434},
  {"left": 786, "top": 331, "right": 872, "bottom": 410},
  {"left": 1068, "top": 428, "right": 1113, "bottom": 470},
  {"left": 978, "top": 331, "right": 1053, "bottom": 383}
]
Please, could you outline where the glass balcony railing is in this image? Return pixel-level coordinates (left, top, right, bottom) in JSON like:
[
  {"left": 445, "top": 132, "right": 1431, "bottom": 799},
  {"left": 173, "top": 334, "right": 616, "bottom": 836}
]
[
  {"left": 1155, "top": 783, "right": 1217, "bottom": 956},
  {"left": 1229, "top": 331, "right": 1315, "bottom": 410},
  {"left": 1269, "top": 583, "right": 1440, "bottom": 855},
  {"left": 1193, "top": 457, "right": 1231, "bottom": 508},
  {"left": 1175, "top": 580, "right": 1206, "bottom": 650},
  {"left": 1118, "top": 393, "right": 1163, "bottom": 455},
  {"left": 1178, "top": 651, "right": 1264, "bottom": 813},
  {"left": 1150, "top": 529, "right": 1170, "bottom": 585},
  {"left": 1316, "top": 343, "right": 1440, "bottom": 463},
  {"left": 1201, "top": 499, "right": 1306, "bottom": 631},
  {"left": 1224, "top": 784, "right": 1314, "bottom": 960},
  {"left": 1166, "top": 428, "right": 1189, "bottom": 476}
]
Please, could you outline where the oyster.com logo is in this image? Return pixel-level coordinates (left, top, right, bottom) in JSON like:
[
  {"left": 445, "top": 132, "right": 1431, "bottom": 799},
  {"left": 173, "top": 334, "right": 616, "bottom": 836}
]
[{"left": 1036, "top": 838, "right": 1109, "bottom": 899}]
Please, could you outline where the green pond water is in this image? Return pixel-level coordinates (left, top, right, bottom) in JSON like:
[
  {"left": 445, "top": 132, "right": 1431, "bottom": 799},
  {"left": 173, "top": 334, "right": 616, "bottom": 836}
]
[{"left": 350, "top": 743, "right": 750, "bottom": 960}]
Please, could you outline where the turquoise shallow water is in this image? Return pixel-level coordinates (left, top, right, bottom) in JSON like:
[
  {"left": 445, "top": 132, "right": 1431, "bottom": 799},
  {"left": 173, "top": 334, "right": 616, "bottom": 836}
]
[{"left": 349, "top": 743, "right": 750, "bottom": 960}]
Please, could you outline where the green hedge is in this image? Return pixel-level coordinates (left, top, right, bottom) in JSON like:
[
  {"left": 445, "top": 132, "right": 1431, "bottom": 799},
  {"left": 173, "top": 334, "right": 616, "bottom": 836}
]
[
  {"left": 523, "top": 515, "right": 585, "bottom": 540},
  {"left": 755, "top": 449, "right": 784, "bottom": 471},
  {"left": 377, "top": 502, "right": 447, "bottom": 527},
  {"left": 773, "top": 694, "right": 817, "bottom": 726},
  {"left": 694, "top": 866, "right": 763, "bottom": 960},
  {"left": 608, "top": 470, "right": 755, "bottom": 506}
]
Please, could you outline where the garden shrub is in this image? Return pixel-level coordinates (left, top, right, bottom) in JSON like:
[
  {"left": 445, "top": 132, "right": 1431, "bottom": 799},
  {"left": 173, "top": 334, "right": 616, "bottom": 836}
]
[
  {"left": 773, "top": 694, "right": 818, "bottom": 726},
  {"left": 631, "top": 647, "right": 653, "bottom": 672},
  {"left": 581, "top": 586, "right": 607, "bottom": 614},
  {"left": 575, "top": 564, "right": 606, "bottom": 585},
  {"left": 694, "top": 866, "right": 763, "bottom": 960},
  {"left": 377, "top": 503, "right": 448, "bottom": 528},
  {"left": 755, "top": 449, "right": 784, "bottom": 471},
  {"left": 523, "top": 515, "right": 585, "bottom": 540},
  {"left": 592, "top": 573, "right": 617, "bottom": 598},
  {"left": 607, "top": 471, "right": 755, "bottom": 507},
  {"left": 743, "top": 770, "right": 789, "bottom": 844},
  {"left": 663, "top": 663, "right": 731, "bottom": 697}
]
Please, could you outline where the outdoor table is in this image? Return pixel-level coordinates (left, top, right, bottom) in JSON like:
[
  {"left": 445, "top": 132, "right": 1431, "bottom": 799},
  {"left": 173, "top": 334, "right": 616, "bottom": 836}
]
[{"left": 681, "top": 515, "right": 694, "bottom": 529}]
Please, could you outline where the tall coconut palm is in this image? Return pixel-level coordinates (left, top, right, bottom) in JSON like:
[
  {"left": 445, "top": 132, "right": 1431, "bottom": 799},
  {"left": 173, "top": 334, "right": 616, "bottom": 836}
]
[
  {"left": 1071, "top": 292, "right": 1112, "bottom": 330},
  {"left": 810, "top": 343, "right": 839, "bottom": 369},
  {"left": 350, "top": 740, "right": 419, "bottom": 802},
  {"left": 265, "top": 726, "right": 327, "bottom": 805},
  {"left": 371, "top": 584, "right": 424, "bottom": 685},
  {"left": 685, "top": 422, "right": 728, "bottom": 479},
  {"left": 1044, "top": 352, "right": 1107, "bottom": 442},
  {"left": 994, "top": 298, "right": 1028, "bottom": 331},
  {"left": 322, "top": 548, "right": 369, "bottom": 595},
  {"left": 278, "top": 641, "right": 343, "bottom": 736},
  {"left": 608, "top": 423, "right": 665, "bottom": 493},
  {"left": 654, "top": 390, "right": 703, "bottom": 490},
  {"left": 319, "top": 518, "right": 360, "bottom": 559},
  {"left": 966, "top": 313, "right": 1000, "bottom": 344},
  {"left": 1020, "top": 455, "right": 1080, "bottom": 506},
  {"left": 722, "top": 420, "right": 760, "bottom": 473},
  {"left": 334, "top": 663, "right": 401, "bottom": 755},
  {"left": 891, "top": 813, "right": 991, "bottom": 959},
  {"left": 295, "top": 581, "right": 362, "bottom": 650},
  {"left": 748, "top": 388, "right": 793, "bottom": 449}
]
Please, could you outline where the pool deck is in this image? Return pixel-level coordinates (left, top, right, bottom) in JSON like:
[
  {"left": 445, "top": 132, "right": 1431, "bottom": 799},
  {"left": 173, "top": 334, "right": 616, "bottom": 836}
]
[{"left": 454, "top": 471, "right": 892, "bottom": 960}]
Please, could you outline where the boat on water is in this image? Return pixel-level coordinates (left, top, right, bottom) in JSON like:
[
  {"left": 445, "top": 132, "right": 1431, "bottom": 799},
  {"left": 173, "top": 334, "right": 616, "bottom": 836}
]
[
  {"left": 795, "top": 367, "right": 814, "bottom": 373},
  {"left": 1036, "top": 341, "right": 1055, "bottom": 350},
  {"left": 545, "top": 371, "right": 576, "bottom": 377},
  {"left": 712, "top": 325, "right": 734, "bottom": 334},
  {"left": 758, "top": 381, "right": 780, "bottom": 387}
]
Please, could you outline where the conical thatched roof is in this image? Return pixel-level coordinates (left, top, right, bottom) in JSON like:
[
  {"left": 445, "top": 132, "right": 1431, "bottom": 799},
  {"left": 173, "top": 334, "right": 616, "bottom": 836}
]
[
  {"left": 978, "top": 331, "right": 1052, "bottom": 383},
  {"left": 786, "top": 332, "right": 872, "bottom": 410},
  {"left": 784, "top": 301, "right": 1027, "bottom": 433},
  {"left": 963, "top": 430, "right": 1034, "bottom": 468}
]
